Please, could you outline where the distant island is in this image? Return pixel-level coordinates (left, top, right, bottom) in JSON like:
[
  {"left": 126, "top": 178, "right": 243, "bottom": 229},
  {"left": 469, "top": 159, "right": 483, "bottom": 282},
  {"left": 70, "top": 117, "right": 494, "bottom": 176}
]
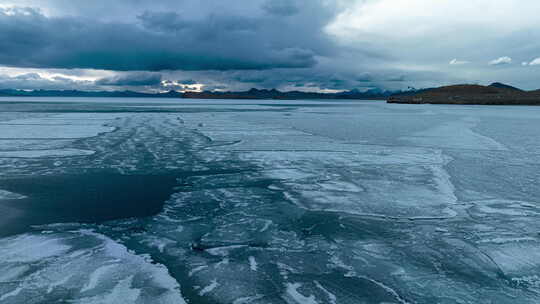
[
  {"left": 388, "top": 83, "right": 540, "bottom": 105},
  {"left": 0, "top": 88, "right": 397, "bottom": 100}
]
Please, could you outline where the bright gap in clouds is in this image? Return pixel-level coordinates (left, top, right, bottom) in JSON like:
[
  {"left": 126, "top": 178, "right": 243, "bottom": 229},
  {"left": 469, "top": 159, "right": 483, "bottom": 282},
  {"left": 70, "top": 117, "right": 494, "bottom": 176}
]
[
  {"left": 327, "top": 0, "right": 540, "bottom": 39},
  {"left": 0, "top": 66, "right": 110, "bottom": 82},
  {"left": 324, "top": 0, "right": 540, "bottom": 89}
]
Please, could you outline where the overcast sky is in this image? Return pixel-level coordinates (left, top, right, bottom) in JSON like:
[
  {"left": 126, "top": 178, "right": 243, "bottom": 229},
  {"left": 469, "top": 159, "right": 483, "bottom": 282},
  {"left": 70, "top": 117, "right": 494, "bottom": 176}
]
[{"left": 1, "top": 0, "right": 539, "bottom": 92}]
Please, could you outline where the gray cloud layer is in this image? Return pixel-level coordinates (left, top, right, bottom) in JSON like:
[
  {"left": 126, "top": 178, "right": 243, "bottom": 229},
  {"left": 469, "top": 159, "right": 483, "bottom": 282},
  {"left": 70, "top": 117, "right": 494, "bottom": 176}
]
[
  {"left": 1, "top": 0, "right": 540, "bottom": 91},
  {"left": 0, "top": 1, "right": 334, "bottom": 71},
  {"left": 95, "top": 72, "right": 162, "bottom": 86},
  {"left": 0, "top": 73, "right": 94, "bottom": 90}
]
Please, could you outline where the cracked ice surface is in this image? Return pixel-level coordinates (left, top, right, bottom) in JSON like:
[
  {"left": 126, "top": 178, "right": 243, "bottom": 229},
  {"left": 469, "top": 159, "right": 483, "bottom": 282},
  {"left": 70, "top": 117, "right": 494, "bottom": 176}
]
[
  {"left": 1, "top": 99, "right": 540, "bottom": 303},
  {"left": 0, "top": 230, "right": 186, "bottom": 303}
]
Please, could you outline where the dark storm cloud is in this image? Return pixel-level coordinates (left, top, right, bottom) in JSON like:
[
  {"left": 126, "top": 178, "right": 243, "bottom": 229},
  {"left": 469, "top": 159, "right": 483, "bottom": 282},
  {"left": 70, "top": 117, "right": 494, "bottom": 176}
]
[
  {"left": 356, "top": 73, "right": 373, "bottom": 82},
  {"left": 189, "top": 67, "right": 451, "bottom": 92},
  {"left": 95, "top": 72, "right": 163, "bottom": 86},
  {"left": 0, "top": 3, "right": 334, "bottom": 72},
  {"left": 232, "top": 73, "right": 268, "bottom": 83},
  {"left": 386, "top": 75, "right": 406, "bottom": 82},
  {"left": 138, "top": 11, "right": 259, "bottom": 34},
  {"left": 206, "top": 69, "right": 360, "bottom": 91},
  {"left": 137, "top": 11, "right": 191, "bottom": 32},
  {"left": 262, "top": 0, "right": 300, "bottom": 16},
  {"left": 177, "top": 79, "right": 198, "bottom": 85}
]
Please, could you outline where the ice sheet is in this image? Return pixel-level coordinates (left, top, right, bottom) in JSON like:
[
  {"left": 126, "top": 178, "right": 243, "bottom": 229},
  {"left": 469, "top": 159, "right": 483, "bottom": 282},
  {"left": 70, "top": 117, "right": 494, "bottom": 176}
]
[
  {"left": 1, "top": 99, "right": 540, "bottom": 303},
  {"left": 0, "top": 124, "right": 115, "bottom": 139},
  {"left": 402, "top": 118, "right": 508, "bottom": 151}
]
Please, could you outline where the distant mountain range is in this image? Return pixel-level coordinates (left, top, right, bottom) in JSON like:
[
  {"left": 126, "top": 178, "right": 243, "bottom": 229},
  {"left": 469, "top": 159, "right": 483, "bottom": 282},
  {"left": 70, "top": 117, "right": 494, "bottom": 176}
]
[
  {"left": 4, "top": 84, "right": 537, "bottom": 104},
  {"left": 0, "top": 89, "right": 184, "bottom": 98},
  {"left": 182, "top": 88, "right": 396, "bottom": 100},
  {"left": 0, "top": 88, "right": 398, "bottom": 100},
  {"left": 388, "top": 83, "right": 540, "bottom": 105}
]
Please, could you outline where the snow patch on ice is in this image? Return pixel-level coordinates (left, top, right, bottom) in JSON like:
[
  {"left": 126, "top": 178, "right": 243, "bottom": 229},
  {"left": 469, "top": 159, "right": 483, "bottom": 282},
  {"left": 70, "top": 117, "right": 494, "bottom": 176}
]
[
  {"left": 189, "top": 265, "right": 209, "bottom": 277},
  {"left": 233, "top": 295, "right": 264, "bottom": 304},
  {"left": 478, "top": 237, "right": 536, "bottom": 244},
  {"left": 314, "top": 281, "right": 337, "bottom": 304},
  {"left": 75, "top": 275, "right": 141, "bottom": 304},
  {"left": 199, "top": 279, "right": 219, "bottom": 296},
  {"left": 249, "top": 256, "right": 258, "bottom": 271},
  {"left": 0, "top": 287, "right": 23, "bottom": 301},
  {"left": 206, "top": 245, "right": 247, "bottom": 256},
  {"left": 486, "top": 242, "right": 540, "bottom": 275},
  {"left": 470, "top": 200, "right": 540, "bottom": 218},
  {"left": 0, "top": 234, "right": 71, "bottom": 263},
  {"left": 0, "top": 189, "right": 26, "bottom": 200},
  {"left": 284, "top": 283, "right": 319, "bottom": 304},
  {"left": 81, "top": 263, "right": 118, "bottom": 292},
  {"left": 0, "top": 231, "right": 187, "bottom": 304}
]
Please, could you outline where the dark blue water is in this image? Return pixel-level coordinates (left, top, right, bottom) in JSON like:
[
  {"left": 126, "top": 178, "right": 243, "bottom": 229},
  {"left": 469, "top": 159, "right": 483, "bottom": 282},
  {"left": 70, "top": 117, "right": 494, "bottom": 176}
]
[{"left": 0, "top": 172, "right": 182, "bottom": 237}]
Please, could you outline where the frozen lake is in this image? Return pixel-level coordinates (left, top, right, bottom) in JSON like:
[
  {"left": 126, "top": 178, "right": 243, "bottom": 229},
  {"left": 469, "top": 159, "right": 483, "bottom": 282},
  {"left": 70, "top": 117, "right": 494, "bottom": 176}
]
[{"left": 1, "top": 98, "right": 540, "bottom": 303}]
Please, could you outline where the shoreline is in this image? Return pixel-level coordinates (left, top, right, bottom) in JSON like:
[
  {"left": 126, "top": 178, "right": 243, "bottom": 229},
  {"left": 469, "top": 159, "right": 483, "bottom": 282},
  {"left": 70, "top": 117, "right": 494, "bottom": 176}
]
[{"left": 387, "top": 99, "right": 540, "bottom": 106}]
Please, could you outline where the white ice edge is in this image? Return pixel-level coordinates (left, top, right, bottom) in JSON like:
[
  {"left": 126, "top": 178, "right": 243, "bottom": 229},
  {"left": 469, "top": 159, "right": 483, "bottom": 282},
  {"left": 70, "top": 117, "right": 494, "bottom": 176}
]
[{"left": 0, "top": 149, "right": 95, "bottom": 158}]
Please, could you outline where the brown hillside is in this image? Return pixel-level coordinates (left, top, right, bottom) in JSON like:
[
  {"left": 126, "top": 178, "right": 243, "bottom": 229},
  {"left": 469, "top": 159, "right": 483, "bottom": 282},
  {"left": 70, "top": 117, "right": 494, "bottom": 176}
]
[{"left": 388, "top": 84, "right": 540, "bottom": 105}]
